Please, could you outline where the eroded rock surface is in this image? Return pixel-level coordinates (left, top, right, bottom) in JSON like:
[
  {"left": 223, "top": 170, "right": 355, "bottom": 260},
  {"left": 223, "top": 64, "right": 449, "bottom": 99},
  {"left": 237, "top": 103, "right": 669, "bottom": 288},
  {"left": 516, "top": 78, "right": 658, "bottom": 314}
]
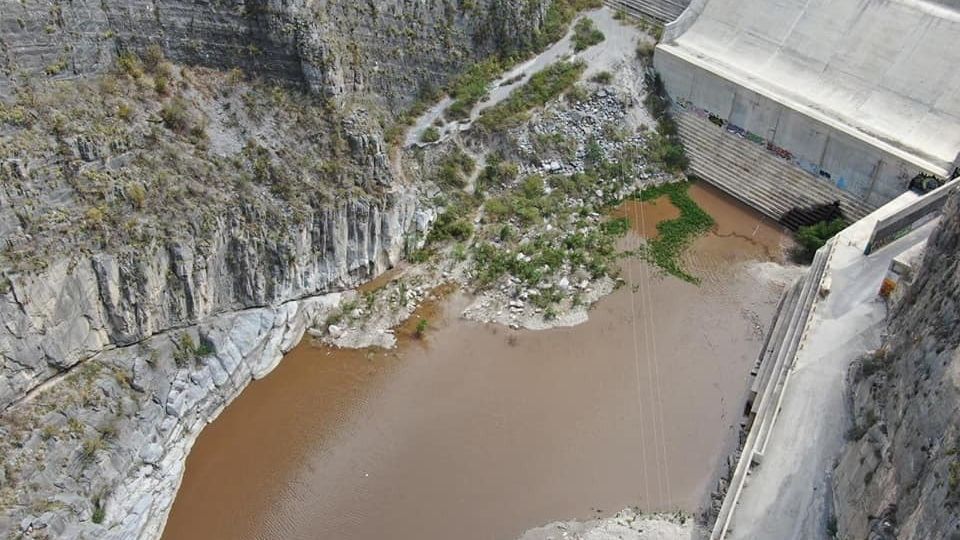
[
  {"left": 833, "top": 189, "right": 960, "bottom": 539},
  {"left": 0, "top": 1, "right": 558, "bottom": 537}
]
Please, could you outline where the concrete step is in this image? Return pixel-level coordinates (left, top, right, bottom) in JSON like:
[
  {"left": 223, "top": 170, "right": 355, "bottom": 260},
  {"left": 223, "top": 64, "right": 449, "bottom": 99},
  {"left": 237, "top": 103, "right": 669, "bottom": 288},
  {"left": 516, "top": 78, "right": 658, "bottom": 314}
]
[
  {"left": 604, "top": 0, "right": 690, "bottom": 22},
  {"left": 748, "top": 280, "right": 802, "bottom": 414},
  {"left": 680, "top": 122, "right": 870, "bottom": 219},
  {"left": 709, "top": 239, "right": 834, "bottom": 540},
  {"left": 751, "top": 242, "right": 831, "bottom": 456},
  {"left": 676, "top": 112, "right": 877, "bottom": 228},
  {"left": 679, "top": 115, "right": 875, "bottom": 223}
]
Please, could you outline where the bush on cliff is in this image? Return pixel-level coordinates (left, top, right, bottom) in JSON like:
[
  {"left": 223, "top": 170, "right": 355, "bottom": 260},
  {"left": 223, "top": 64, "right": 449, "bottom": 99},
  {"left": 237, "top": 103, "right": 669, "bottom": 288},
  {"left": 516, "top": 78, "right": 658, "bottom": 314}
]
[
  {"left": 572, "top": 18, "right": 605, "bottom": 51},
  {"left": 421, "top": 126, "right": 441, "bottom": 143},
  {"left": 795, "top": 218, "right": 848, "bottom": 261},
  {"left": 478, "top": 60, "right": 586, "bottom": 131},
  {"left": 643, "top": 72, "right": 688, "bottom": 173}
]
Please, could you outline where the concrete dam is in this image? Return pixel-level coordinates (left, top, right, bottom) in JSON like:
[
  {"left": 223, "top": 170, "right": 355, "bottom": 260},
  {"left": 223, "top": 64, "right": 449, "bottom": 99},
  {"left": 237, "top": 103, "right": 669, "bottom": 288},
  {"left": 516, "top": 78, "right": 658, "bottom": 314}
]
[{"left": 654, "top": 0, "right": 960, "bottom": 226}]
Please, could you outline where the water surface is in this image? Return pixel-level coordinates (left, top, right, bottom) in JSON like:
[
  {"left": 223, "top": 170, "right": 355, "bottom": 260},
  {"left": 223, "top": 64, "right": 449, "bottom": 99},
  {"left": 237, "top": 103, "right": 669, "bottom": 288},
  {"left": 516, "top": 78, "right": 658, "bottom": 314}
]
[{"left": 163, "top": 185, "right": 791, "bottom": 540}]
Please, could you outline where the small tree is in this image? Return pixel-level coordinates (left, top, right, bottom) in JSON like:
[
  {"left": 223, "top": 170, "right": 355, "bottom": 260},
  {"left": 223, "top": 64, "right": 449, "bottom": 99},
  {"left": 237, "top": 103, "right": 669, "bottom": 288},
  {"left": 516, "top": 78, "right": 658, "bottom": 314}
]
[
  {"left": 796, "top": 218, "right": 847, "bottom": 261},
  {"left": 421, "top": 126, "right": 441, "bottom": 143},
  {"left": 415, "top": 319, "right": 429, "bottom": 339}
]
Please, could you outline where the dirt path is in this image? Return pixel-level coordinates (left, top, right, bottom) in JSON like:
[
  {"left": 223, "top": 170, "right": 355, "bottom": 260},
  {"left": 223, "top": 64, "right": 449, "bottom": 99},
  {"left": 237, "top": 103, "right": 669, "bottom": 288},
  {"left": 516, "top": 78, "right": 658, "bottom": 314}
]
[{"left": 405, "top": 8, "right": 644, "bottom": 147}]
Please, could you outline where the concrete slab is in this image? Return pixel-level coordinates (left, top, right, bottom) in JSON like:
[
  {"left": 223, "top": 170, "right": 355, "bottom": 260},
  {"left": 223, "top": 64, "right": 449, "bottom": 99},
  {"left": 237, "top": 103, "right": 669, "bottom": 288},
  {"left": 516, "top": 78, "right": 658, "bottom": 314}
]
[{"left": 725, "top": 194, "right": 940, "bottom": 540}]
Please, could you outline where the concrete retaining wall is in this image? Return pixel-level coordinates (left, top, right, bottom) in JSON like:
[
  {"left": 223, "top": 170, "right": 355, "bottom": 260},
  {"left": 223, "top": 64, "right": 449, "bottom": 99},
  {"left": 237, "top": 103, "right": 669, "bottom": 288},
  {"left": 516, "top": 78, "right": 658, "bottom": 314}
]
[{"left": 865, "top": 180, "right": 959, "bottom": 254}]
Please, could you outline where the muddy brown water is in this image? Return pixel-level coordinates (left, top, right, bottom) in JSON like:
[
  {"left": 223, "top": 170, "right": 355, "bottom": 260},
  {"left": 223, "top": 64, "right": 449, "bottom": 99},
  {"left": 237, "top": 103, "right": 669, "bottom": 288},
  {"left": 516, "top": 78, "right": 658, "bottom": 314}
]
[{"left": 162, "top": 183, "right": 792, "bottom": 540}]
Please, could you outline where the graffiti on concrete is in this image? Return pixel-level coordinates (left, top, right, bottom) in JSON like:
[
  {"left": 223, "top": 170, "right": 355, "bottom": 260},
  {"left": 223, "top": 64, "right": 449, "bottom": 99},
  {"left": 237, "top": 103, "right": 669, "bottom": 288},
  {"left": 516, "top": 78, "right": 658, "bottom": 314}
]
[
  {"left": 675, "top": 98, "right": 847, "bottom": 191},
  {"left": 766, "top": 142, "right": 793, "bottom": 160}
]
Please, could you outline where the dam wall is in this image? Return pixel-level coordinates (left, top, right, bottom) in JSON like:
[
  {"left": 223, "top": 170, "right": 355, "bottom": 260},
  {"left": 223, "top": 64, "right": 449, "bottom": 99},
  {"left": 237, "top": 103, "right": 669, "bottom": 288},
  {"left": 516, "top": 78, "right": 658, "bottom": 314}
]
[
  {"left": 654, "top": 0, "right": 960, "bottom": 212},
  {"left": 603, "top": 0, "right": 692, "bottom": 22}
]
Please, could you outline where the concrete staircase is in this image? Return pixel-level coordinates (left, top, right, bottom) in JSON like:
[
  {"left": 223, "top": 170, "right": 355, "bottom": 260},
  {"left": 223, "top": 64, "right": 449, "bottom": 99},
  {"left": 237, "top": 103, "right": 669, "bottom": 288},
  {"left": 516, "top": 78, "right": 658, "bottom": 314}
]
[
  {"left": 677, "top": 112, "right": 877, "bottom": 229},
  {"left": 710, "top": 240, "right": 834, "bottom": 539},
  {"left": 604, "top": 0, "right": 691, "bottom": 23}
]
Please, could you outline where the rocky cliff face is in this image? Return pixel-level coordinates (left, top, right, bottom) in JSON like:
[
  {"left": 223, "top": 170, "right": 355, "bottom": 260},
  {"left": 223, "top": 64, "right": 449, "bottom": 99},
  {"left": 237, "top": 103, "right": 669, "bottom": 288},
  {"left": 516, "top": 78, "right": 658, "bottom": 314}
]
[
  {"left": 0, "top": 61, "right": 435, "bottom": 412},
  {"left": 0, "top": 0, "right": 549, "bottom": 106},
  {"left": 0, "top": 60, "right": 436, "bottom": 538},
  {"left": 0, "top": 191, "right": 428, "bottom": 410},
  {"left": 833, "top": 189, "right": 960, "bottom": 539},
  {"left": 0, "top": 1, "right": 558, "bottom": 537}
]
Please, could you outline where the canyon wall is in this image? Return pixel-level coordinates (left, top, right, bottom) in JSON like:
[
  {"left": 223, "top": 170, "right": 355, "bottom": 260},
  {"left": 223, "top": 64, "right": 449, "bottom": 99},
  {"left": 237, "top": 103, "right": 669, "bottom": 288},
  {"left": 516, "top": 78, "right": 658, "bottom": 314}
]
[
  {"left": 833, "top": 189, "right": 960, "bottom": 539},
  {"left": 0, "top": 1, "right": 558, "bottom": 537},
  {"left": 0, "top": 60, "right": 435, "bottom": 540},
  {"left": 0, "top": 190, "right": 429, "bottom": 410},
  {"left": 0, "top": 0, "right": 549, "bottom": 106}
]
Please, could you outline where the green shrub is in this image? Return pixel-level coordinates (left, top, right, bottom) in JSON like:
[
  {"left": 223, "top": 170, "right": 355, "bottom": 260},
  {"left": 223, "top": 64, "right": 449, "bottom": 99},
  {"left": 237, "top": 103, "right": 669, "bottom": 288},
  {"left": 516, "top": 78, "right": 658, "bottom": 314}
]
[
  {"left": 160, "top": 98, "right": 191, "bottom": 133},
  {"left": 477, "top": 156, "right": 519, "bottom": 189},
  {"left": 591, "top": 71, "right": 613, "bottom": 84},
  {"left": 478, "top": 60, "right": 586, "bottom": 131},
  {"left": 421, "top": 126, "right": 441, "bottom": 143},
  {"left": 433, "top": 148, "right": 475, "bottom": 189},
  {"left": 564, "top": 84, "right": 589, "bottom": 103},
  {"left": 796, "top": 218, "right": 847, "bottom": 260},
  {"left": 636, "top": 42, "right": 656, "bottom": 62},
  {"left": 949, "top": 460, "right": 960, "bottom": 497},
  {"left": 572, "top": 18, "right": 605, "bottom": 51},
  {"left": 117, "top": 51, "right": 143, "bottom": 79},
  {"left": 428, "top": 197, "right": 476, "bottom": 243},
  {"left": 172, "top": 333, "right": 213, "bottom": 367},
  {"left": 446, "top": 58, "right": 502, "bottom": 120},
  {"left": 535, "top": 0, "right": 603, "bottom": 51},
  {"left": 126, "top": 183, "right": 147, "bottom": 209},
  {"left": 154, "top": 74, "right": 169, "bottom": 96},
  {"left": 484, "top": 197, "right": 512, "bottom": 221},
  {"left": 143, "top": 44, "right": 165, "bottom": 73},
  {"left": 415, "top": 319, "right": 429, "bottom": 338},
  {"left": 45, "top": 58, "right": 68, "bottom": 76},
  {"left": 116, "top": 102, "right": 132, "bottom": 121},
  {"left": 0, "top": 103, "right": 30, "bottom": 126},
  {"left": 643, "top": 73, "right": 688, "bottom": 172},
  {"left": 91, "top": 497, "right": 105, "bottom": 524},
  {"left": 80, "top": 437, "right": 104, "bottom": 463},
  {"left": 521, "top": 175, "right": 545, "bottom": 199}
]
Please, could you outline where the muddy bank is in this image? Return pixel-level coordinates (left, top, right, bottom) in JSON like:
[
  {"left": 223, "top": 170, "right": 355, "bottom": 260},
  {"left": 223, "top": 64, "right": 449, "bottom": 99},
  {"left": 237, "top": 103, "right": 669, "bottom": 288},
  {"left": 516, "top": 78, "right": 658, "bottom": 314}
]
[{"left": 162, "top": 185, "right": 794, "bottom": 540}]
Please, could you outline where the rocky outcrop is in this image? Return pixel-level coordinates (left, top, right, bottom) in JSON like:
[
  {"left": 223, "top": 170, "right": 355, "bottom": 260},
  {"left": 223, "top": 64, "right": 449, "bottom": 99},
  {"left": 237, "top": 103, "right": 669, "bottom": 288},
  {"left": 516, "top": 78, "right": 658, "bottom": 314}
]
[
  {"left": 833, "top": 189, "right": 960, "bottom": 539},
  {"left": 0, "top": 0, "right": 551, "bottom": 107},
  {"left": 0, "top": 191, "right": 431, "bottom": 410},
  {"left": 1, "top": 288, "right": 345, "bottom": 539},
  {"left": 0, "top": 1, "right": 561, "bottom": 537},
  {"left": 0, "top": 70, "right": 437, "bottom": 537}
]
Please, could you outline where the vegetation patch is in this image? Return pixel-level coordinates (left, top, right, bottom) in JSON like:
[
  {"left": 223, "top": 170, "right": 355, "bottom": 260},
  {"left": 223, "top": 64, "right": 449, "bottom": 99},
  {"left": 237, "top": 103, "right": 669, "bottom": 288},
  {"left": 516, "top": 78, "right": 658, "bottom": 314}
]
[
  {"left": 432, "top": 147, "right": 476, "bottom": 190},
  {"left": 795, "top": 218, "right": 847, "bottom": 262},
  {"left": 420, "top": 126, "right": 441, "bottom": 143},
  {"left": 446, "top": 59, "right": 504, "bottom": 120},
  {"left": 643, "top": 73, "right": 688, "bottom": 173},
  {"left": 634, "top": 181, "right": 715, "bottom": 283},
  {"left": 572, "top": 18, "right": 605, "bottom": 51},
  {"left": 415, "top": 318, "right": 429, "bottom": 339},
  {"left": 428, "top": 191, "right": 478, "bottom": 244},
  {"left": 172, "top": 333, "right": 215, "bottom": 368},
  {"left": 478, "top": 60, "right": 586, "bottom": 131},
  {"left": 536, "top": 0, "right": 604, "bottom": 50}
]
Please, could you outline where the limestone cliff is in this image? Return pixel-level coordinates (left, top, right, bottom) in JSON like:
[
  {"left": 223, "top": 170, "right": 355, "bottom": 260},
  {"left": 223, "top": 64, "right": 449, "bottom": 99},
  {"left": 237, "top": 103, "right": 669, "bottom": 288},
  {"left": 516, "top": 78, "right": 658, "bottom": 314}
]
[
  {"left": 0, "top": 1, "right": 562, "bottom": 537},
  {"left": 0, "top": 54, "right": 433, "bottom": 540},
  {"left": 0, "top": 62, "right": 433, "bottom": 412},
  {"left": 0, "top": 0, "right": 550, "bottom": 107},
  {"left": 833, "top": 189, "right": 960, "bottom": 539}
]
